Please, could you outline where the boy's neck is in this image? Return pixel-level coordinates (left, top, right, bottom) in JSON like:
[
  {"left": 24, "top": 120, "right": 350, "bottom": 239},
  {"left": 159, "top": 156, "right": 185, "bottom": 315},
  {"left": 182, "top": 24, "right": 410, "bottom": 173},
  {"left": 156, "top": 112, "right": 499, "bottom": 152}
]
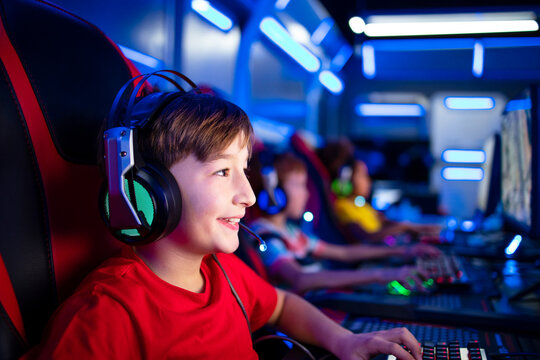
[{"left": 133, "top": 241, "right": 206, "bottom": 293}]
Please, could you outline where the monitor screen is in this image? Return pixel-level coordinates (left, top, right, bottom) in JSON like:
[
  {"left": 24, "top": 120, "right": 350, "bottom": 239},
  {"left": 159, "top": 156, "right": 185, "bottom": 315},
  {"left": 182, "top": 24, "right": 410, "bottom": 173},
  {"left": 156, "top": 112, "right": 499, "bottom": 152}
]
[
  {"left": 501, "top": 85, "right": 540, "bottom": 238},
  {"left": 477, "top": 133, "right": 501, "bottom": 217}
]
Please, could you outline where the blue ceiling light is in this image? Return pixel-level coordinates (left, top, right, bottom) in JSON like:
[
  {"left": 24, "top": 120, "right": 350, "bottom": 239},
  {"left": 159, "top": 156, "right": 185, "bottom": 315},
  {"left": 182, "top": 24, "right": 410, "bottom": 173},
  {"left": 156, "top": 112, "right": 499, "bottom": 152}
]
[
  {"left": 349, "top": 16, "right": 366, "bottom": 34},
  {"left": 259, "top": 17, "right": 321, "bottom": 73},
  {"left": 274, "top": 0, "right": 291, "bottom": 11},
  {"left": 442, "top": 149, "right": 486, "bottom": 164},
  {"left": 356, "top": 103, "right": 425, "bottom": 117},
  {"left": 361, "top": 44, "right": 376, "bottom": 79},
  {"left": 331, "top": 44, "right": 353, "bottom": 72},
  {"left": 444, "top": 96, "right": 495, "bottom": 110},
  {"left": 191, "top": 0, "right": 233, "bottom": 32},
  {"left": 311, "top": 18, "right": 334, "bottom": 45},
  {"left": 364, "top": 12, "right": 539, "bottom": 37},
  {"left": 118, "top": 45, "right": 161, "bottom": 69},
  {"left": 472, "top": 40, "right": 484, "bottom": 78},
  {"left": 441, "top": 167, "right": 484, "bottom": 181},
  {"left": 319, "top": 70, "right": 344, "bottom": 94}
]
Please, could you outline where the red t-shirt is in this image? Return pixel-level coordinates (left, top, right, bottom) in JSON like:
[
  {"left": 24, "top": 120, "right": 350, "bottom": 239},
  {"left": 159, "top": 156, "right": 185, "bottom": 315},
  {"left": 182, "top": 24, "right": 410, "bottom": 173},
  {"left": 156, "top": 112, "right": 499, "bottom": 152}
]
[{"left": 26, "top": 249, "right": 278, "bottom": 359}]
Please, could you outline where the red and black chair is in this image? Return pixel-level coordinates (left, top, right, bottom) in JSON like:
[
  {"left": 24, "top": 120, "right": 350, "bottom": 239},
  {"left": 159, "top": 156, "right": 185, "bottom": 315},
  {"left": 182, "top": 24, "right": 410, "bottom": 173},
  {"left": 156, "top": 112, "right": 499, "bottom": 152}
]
[
  {"left": 290, "top": 132, "right": 352, "bottom": 246},
  {"left": 0, "top": 0, "right": 139, "bottom": 358}
]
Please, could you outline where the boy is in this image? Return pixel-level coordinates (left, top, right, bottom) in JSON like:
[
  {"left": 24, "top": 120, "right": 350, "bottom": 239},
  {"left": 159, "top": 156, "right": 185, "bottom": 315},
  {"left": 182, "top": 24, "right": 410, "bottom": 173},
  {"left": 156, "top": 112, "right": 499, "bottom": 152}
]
[
  {"left": 318, "top": 139, "right": 441, "bottom": 243},
  {"left": 250, "top": 152, "right": 440, "bottom": 294},
  {"left": 26, "top": 90, "right": 422, "bottom": 360}
]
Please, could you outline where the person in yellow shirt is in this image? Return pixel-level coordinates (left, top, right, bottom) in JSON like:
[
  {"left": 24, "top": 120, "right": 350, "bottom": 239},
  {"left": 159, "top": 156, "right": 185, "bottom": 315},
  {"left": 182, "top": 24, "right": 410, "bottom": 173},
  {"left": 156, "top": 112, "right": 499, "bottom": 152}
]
[{"left": 319, "top": 139, "right": 441, "bottom": 244}]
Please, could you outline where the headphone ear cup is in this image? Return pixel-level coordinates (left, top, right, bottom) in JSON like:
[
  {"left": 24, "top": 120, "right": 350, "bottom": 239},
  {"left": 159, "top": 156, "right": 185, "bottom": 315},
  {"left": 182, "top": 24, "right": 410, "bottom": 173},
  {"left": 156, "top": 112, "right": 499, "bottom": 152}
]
[
  {"left": 331, "top": 179, "right": 353, "bottom": 198},
  {"left": 257, "top": 185, "right": 287, "bottom": 215},
  {"left": 100, "top": 163, "right": 182, "bottom": 244}
]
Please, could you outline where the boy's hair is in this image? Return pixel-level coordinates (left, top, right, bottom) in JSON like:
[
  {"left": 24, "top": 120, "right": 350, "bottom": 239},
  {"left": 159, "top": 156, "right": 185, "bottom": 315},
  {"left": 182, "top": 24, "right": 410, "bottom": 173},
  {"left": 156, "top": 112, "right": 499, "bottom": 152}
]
[
  {"left": 138, "top": 92, "right": 254, "bottom": 168},
  {"left": 316, "top": 138, "right": 354, "bottom": 180},
  {"left": 274, "top": 152, "right": 306, "bottom": 183}
]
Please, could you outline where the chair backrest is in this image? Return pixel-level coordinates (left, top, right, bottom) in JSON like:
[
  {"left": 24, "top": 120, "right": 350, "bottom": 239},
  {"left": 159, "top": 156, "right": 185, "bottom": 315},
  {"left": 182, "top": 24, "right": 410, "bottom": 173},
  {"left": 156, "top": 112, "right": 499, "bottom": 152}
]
[
  {"left": 289, "top": 132, "right": 352, "bottom": 245},
  {"left": 0, "top": 0, "right": 138, "bottom": 357}
]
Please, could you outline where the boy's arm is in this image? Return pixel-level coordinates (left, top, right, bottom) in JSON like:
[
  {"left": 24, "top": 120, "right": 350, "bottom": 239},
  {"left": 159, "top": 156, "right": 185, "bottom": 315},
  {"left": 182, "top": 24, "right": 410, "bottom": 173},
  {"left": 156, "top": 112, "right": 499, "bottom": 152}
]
[
  {"left": 267, "top": 289, "right": 421, "bottom": 360},
  {"left": 272, "top": 259, "right": 428, "bottom": 293},
  {"left": 318, "top": 242, "right": 441, "bottom": 262}
]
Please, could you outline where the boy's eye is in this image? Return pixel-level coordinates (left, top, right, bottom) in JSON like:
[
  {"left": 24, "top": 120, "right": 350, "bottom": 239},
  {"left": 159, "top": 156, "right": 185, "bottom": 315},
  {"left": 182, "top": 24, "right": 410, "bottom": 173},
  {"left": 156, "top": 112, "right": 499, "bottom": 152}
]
[{"left": 216, "top": 169, "right": 230, "bottom": 177}]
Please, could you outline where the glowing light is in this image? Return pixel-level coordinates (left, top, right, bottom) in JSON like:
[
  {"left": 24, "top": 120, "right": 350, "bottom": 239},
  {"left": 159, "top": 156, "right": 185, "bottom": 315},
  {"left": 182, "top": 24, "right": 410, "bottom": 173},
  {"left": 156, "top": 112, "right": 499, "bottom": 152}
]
[
  {"left": 447, "top": 217, "right": 458, "bottom": 229},
  {"left": 191, "top": 0, "right": 233, "bottom": 32},
  {"left": 303, "top": 211, "right": 314, "bottom": 222},
  {"left": 259, "top": 17, "right": 320, "bottom": 72},
  {"left": 274, "top": 0, "right": 291, "bottom": 10},
  {"left": 461, "top": 220, "right": 476, "bottom": 232},
  {"left": 349, "top": 16, "right": 366, "bottom": 34},
  {"left": 331, "top": 44, "right": 353, "bottom": 71},
  {"left": 361, "top": 44, "right": 376, "bottom": 79},
  {"left": 364, "top": 13, "right": 539, "bottom": 37},
  {"left": 472, "top": 41, "right": 484, "bottom": 78},
  {"left": 442, "top": 150, "right": 486, "bottom": 164},
  {"left": 505, "top": 235, "right": 522, "bottom": 256},
  {"left": 444, "top": 96, "right": 495, "bottom": 110},
  {"left": 356, "top": 103, "right": 425, "bottom": 117},
  {"left": 387, "top": 280, "right": 411, "bottom": 296},
  {"left": 311, "top": 18, "right": 334, "bottom": 45},
  {"left": 354, "top": 196, "right": 366, "bottom": 207},
  {"left": 318, "top": 70, "right": 344, "bottom": 94},
  {"left": 118, "top": 45, "right": 161, "bottom": 69},
  {"left": 442, "top": 167, "right": 484, "bottom": 181},
  {"left": 259, "top": 242, "right": 268, "bottom": 252}
]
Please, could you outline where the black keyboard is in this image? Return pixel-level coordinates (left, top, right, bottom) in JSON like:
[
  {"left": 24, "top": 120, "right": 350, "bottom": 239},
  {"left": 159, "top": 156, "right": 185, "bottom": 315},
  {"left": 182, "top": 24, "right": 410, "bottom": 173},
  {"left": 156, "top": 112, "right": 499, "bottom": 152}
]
[
  {"left": 417, "top": 254, "right": 470, "bottom": 288},
  {"left": 387, "top": 341, "right": 487, "bottom": 360},
  {"left": 345, "top": 317, "right": 480, "bottom": 345},
  {"left": 342, "top": 316, "right": 539, "bottom": 358}
]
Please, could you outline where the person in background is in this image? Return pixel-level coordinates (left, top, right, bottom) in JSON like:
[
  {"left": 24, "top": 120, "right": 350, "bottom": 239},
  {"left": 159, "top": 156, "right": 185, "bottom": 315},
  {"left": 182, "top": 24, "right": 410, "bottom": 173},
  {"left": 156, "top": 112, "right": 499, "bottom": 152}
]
[
  {"left": 318, "top": 139, "right": 441, "bottom": 244},
  {"left": 249, "top": 151, "right": 440, "bottom": 295}
]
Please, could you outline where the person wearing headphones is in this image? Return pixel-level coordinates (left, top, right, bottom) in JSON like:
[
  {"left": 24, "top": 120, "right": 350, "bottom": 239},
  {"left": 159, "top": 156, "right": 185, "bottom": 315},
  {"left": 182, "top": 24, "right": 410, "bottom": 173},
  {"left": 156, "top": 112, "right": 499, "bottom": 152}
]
[
  {"left": 249, "top": 152, "right": 440, "bottom": 295},
  {"left": 318, "top": 139, "right": 442, "bottom": 244},
  {"left": 25, "top": 73, "right": 422, "bottom": 360}
]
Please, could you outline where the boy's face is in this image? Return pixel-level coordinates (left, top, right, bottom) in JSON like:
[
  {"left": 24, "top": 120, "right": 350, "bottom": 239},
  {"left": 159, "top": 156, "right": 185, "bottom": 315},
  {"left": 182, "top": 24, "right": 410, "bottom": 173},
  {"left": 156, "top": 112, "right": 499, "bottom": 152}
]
[
  {"left": 352, "top": 160, "right": 372, "bottom": 197},
  {"left": 282, "top": 170, "right": 309, "bottom": 220},
  {"left": 168, "top": 134, "right": 255, "bottom": 255}
]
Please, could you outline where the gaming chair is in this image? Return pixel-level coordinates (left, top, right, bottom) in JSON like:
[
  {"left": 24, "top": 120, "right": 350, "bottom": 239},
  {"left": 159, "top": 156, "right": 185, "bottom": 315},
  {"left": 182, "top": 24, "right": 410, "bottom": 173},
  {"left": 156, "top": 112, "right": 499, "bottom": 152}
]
[
  {"left": 0, "top": 0, "right": 138, "bottom": 358},
  {"left": 289, "top": 132, "right": 353, "bottom": 246}
]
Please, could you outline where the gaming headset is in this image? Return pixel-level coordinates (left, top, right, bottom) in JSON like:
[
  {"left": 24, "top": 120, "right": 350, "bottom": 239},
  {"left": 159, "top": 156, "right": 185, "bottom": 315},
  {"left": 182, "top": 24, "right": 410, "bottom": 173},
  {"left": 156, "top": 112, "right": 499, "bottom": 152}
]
[
  {"left": 330, "top": 158, "right": 354, "bottom": 198},
  {"left": 256, "top": 151, "right": 287, "bottom": 215},
  {"left": 100, "top": 70, "right": 198, "bottom": 245}
]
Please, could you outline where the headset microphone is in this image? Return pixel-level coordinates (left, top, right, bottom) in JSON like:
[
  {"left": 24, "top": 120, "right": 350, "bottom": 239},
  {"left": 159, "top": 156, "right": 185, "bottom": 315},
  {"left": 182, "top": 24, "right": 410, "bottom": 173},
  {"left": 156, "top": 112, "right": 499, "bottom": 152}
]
[{"left": 239, "top": 222, "right": 267, "bottom": 252}]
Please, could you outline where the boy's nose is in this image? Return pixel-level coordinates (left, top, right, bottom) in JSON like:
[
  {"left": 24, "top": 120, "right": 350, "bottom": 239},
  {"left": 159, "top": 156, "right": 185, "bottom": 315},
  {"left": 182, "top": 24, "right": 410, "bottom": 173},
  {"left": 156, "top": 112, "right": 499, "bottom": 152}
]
[{"left": 235, "top": 175, "right": 256, "bottom": 208}]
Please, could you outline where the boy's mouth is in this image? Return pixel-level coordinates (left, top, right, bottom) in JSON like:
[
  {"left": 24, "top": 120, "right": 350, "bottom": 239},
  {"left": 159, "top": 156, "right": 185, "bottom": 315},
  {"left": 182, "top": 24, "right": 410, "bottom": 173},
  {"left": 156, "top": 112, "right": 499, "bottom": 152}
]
[{"left": 219, "top": 217, "right": 240, "bottom": 224}]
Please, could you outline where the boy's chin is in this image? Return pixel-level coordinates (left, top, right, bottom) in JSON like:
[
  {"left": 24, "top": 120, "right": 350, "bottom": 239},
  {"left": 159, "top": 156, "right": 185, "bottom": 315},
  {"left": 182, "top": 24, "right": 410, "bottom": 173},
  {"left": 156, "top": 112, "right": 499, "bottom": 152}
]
[{"left": 215, "top": 238, "right": 239, "bottom": 254}]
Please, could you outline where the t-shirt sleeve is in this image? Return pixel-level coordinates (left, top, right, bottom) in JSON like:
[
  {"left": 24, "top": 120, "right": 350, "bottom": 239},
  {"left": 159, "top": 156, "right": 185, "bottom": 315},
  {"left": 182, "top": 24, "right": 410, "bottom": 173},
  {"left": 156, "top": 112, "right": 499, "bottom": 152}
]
[
  {"left": 27, "top": 291, "right": 140, "bottom": 360},
  {"left": 219, "top": 254, "right": 278, "bottom": 332},
  {"left": 259, "top": 237, "right": 294, "bottom": 268}
]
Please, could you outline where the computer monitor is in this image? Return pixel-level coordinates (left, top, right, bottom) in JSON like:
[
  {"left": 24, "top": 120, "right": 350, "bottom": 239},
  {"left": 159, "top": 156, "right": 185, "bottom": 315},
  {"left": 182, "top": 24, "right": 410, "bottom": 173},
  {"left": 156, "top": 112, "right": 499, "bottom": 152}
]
[
  {"left": 500, "top": 85, "right": 540, "bottom": 239},
  {"left": 476, "top": 133, "right": 501, "bottom": 218}
]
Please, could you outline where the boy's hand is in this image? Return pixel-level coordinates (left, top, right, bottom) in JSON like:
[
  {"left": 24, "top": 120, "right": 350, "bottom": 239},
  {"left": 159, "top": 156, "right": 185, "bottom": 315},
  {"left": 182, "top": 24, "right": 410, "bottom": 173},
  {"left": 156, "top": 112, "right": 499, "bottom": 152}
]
[
  {"left": 404, "top": 244, "right": 442, "bottom": 259},
  {"left": 335, "top": 328, "right": 422, "bottom": 360}
]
